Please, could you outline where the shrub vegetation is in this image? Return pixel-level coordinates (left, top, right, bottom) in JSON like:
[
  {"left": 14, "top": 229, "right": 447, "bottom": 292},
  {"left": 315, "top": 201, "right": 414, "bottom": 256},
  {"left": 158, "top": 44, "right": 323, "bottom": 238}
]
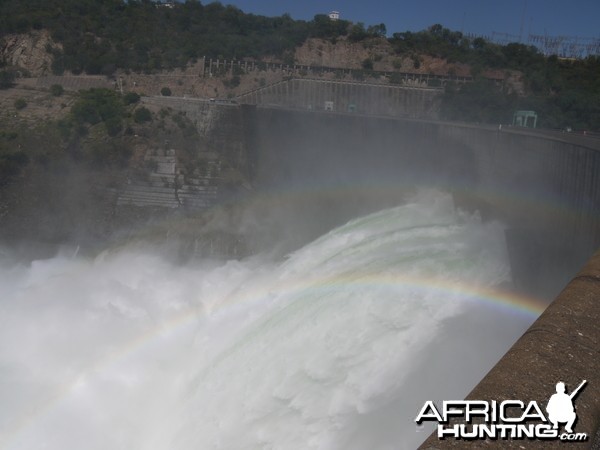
[{"left": 0, "top": 2, "right": 596, "bottom": 129}]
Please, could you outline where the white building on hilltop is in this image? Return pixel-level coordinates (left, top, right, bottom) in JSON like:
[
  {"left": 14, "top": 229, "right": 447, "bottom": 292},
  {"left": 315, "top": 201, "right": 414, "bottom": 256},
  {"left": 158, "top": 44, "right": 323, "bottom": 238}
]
[{"left": 328, "top": 11, "right": 340, "bottom": 21}]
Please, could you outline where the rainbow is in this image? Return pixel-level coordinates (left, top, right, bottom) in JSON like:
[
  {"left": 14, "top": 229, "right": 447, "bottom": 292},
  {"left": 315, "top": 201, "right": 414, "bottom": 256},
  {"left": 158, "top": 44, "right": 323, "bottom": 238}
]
[
  {"left": 0, "top": 269, "right": 547, "bottom": 449},
  {"left": 115, "top": 180, "right": 596, "bottom": 247}
]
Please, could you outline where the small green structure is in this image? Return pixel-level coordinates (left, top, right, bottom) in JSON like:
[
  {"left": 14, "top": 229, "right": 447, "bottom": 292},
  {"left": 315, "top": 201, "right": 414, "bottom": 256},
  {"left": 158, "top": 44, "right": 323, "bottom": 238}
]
[{"left": 513, "top": 110, "right": 538, "bottom": 128}]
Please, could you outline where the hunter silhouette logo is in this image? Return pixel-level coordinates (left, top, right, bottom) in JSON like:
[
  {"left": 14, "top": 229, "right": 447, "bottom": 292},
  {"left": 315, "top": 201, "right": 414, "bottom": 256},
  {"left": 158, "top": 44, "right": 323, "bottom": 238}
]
[
  {"left": 546, "top": 380, "right": 586, "bottom": 434},
  {"left": 415, "top": 380, "right": 589, "bottom": 441}
]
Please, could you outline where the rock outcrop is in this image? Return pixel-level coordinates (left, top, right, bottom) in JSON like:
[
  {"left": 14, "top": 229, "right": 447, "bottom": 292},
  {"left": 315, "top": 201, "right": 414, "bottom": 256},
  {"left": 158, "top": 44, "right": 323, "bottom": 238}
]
[
  {"left": 1, "top": 30, "right": 57, "bottom": 76},
  {"left": 293, "top": 37, "right": 474, "bottom": 77}
]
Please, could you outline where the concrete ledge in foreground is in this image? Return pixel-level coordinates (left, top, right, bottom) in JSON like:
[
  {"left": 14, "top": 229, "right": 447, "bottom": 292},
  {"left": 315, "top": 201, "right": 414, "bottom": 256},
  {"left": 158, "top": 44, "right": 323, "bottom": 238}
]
[{"left": 419, "top": 249, "right": 600, "bottom": 449}]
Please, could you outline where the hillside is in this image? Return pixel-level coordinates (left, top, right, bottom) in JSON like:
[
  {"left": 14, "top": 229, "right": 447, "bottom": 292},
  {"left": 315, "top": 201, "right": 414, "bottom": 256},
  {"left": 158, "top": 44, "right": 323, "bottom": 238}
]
[
  {"left": 1, "top": 0, "right": 599, "bottom": 130},
  {"left": 0, "top": 82, "right": 254, "bottom": 253}
]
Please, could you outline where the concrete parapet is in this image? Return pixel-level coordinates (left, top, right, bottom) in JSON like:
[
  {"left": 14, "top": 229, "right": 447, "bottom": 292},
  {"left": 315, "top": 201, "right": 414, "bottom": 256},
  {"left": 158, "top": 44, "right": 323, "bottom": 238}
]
[{"left": 419, "top": 249, "right": 600, "bottom": 448}]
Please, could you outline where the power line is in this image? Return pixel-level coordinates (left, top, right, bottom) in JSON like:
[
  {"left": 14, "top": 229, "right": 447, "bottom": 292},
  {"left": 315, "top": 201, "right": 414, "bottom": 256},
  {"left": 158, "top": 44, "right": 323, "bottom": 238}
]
[{"left": 469, "top": 30, "right": 600, "bottom": 58}]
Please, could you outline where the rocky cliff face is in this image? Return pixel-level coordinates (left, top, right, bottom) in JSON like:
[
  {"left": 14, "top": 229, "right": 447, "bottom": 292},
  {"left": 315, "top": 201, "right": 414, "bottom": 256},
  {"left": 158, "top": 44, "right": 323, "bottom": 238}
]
[
  {"left": 293, "top": 37, "right": 473, "bottom": 77},
  {"left": 1, "top": 30, "right": 58, "bottom": 77},
  {"left": 294, "top": 38, "right": 388, "bottom": 69}
]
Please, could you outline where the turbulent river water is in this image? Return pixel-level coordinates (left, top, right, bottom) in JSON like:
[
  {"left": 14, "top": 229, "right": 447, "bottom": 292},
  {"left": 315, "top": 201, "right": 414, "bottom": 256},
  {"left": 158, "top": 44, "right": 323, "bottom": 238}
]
[{"left": 0, "top": 191, "right": 541, "bottom": 449}]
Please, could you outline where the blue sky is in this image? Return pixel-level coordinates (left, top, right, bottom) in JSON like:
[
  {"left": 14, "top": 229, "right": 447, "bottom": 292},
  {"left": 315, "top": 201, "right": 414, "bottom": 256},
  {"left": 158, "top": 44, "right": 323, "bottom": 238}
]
[{"left": 209, "top": 0, "right": 600, "bottom": 40}]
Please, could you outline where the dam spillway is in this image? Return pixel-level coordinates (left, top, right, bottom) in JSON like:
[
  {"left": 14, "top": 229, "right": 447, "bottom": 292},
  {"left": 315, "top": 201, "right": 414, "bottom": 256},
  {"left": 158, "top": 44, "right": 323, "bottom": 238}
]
[
  {"left": 243, "top": 105, "right": 600, "bottom": 296},
  {"left": 2, "top": 93, "right": 598, "bottom": 448},
  {"left": 237, "top": 104, "right": 600, "bottom": 447},
  {"left": 139, "top": 94, "right": 599, "bottom": 294}
]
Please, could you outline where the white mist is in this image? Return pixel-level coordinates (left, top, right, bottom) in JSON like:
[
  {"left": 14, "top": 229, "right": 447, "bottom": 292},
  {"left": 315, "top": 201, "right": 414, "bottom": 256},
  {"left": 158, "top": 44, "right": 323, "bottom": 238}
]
[{"left": 0, "top": 191, "right": 538, "bottom": 449}]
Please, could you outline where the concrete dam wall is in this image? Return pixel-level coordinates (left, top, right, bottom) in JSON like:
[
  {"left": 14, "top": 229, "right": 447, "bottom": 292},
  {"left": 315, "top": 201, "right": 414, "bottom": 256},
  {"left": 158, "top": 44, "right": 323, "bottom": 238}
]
[
  {"left": 246, "top": 107, "right": 600, "bottom": 296},
  {"left": 237, "top": 78, "right": 443, "bottom": 119},
  {"left": 242, "top": 107, "right": 600, "bottom": 445},
  {"left": 118, "top": 99, "right": 599, "bottom": 293}
]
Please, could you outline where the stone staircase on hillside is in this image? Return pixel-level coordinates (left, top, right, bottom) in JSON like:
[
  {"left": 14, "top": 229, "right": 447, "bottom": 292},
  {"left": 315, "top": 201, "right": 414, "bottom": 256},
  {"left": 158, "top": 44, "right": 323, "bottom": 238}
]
[{"left": 117, "top": 149, "right": 219, "bottom": 210}]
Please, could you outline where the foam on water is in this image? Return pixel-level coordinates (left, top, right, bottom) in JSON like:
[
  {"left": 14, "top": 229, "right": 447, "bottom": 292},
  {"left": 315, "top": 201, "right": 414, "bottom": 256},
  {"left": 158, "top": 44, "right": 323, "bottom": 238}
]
[{"left": 0, "top": 191, "right": 543, "bottom": 450}]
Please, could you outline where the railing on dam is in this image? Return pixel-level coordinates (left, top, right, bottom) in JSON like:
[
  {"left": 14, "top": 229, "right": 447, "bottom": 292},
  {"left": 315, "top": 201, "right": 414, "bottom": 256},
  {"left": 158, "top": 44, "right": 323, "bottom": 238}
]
[{"left": 235, "top": 77, "right": 443, "bottom": 119}]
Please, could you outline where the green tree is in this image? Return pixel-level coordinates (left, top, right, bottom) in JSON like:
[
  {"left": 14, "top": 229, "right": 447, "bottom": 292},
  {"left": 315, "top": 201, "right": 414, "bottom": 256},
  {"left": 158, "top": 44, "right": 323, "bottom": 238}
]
[
  {"left": 367, "top": 23, "right": 387, "bottom": 37},
  {"left": 14, "top": 98, "right": 27, "bottom": 110},
  {"left": 133, "top": 107, "right": 152, "bottom": 123},
  {"left": 50, "top": 84, "right": 64, "bottom": 96},
  {"left": 104, "top": 116, "right": 122, "bottom": 136},
  {"left": 0, "top": 71, "right": 15, "bottom": 89},
  {"left": 361, "top": 58, "right": 374, "bottom": 70},
  {"left": 123, "top": 92, "right": 141, "bottom": 105},
  {"left": 72, "top": 89, "right": 124, "bottom": 125},
  {"left": 349, "top": 23, "right": 368, "bottom": 42}
]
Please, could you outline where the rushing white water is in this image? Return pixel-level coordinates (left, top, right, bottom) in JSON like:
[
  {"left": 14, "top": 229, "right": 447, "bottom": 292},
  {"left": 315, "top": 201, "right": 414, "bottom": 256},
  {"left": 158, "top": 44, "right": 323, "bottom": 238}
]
[{"left": 0, "top": 191, "right": 537, "bottom": 450}]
